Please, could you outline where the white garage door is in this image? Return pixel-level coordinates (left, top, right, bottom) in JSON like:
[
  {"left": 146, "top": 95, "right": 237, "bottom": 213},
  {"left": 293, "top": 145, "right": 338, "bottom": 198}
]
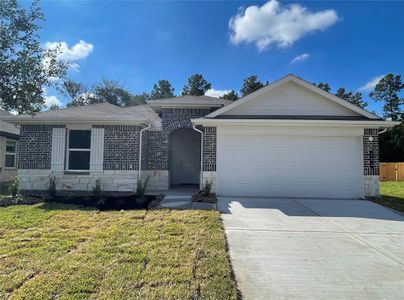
[{"left": 217, "top": 130, "right": 362, "bottom": 198}]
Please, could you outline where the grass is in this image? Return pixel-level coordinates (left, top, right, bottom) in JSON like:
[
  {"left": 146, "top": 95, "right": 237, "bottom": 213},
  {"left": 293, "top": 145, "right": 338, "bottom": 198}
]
[
  {"left": 371, "top": 181, "right": 404, "bottom": 213},
  {"left": 0, "top": 203, "right": 238, "bottom": 299}
]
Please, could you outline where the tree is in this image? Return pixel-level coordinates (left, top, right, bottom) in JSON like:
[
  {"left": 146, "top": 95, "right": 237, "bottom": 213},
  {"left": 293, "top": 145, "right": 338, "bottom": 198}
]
[
  {"left": 240, "top": 75, "right": 264, "bottom": 97},
  {"left": 150, "top": 80, "right": 175, "bottom": 99},
  {"left": 370, "top": 74, "right": 404, "bottom": 121},
  {"left": 92, "top": 79, "right": 133, "bottom": 107},
  {"left": 313, "top": 82, "right": 331, "bottom": 93},
  {"left": 48, "top": 104, "right": 60, "bottom": 110},
  {"left": 220, "top": 90, "right": 239, "bottom": 100},
  {"left": 379, "top": 122, "right": 404, "bottom": 162},
  {"left": 182, "top": 74, "right": 211, "bottom": 96},
  {"left": 0, "top": 0, "right": 68, "bottom": 114},
  {"left": 335, "top": 88, "right": 367, "bottom": 109},
  {"left": 59, "top": 80, "right": 92, "bottom": 107},
  {"left": 125, "top": 93, "right": 150, "bottom": 107}
]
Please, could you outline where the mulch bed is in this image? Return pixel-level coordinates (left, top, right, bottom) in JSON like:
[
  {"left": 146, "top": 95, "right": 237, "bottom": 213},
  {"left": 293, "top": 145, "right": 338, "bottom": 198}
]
[
  {"left": 192, "top": 192, "right": 217, "bottom": 203},
  {"left": 0, "top": 195, "right": 42, "bottom": 207}
]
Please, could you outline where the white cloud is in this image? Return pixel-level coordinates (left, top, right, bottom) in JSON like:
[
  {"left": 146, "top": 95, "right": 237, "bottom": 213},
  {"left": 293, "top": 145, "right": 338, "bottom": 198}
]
[
  {"left": 45, "top": 40, "right": 94, "bottom": 61},
  {"left": 229, "top": 0, "right": 339, "bottom": 51},
  {"left": 205, "top": 88, "right": 232, "bottom": 98},
  {"left": 289, "top": 53, "right": 310, "bottom": 65},
  {"left": 359, "top": 75, "right": 385, "bottom": 92},
  {"left": 44, "top": 95, "right": 62, "bottom": 108},
  {"left": 44, "top": 40, "right": 93, "bottom": 72}
]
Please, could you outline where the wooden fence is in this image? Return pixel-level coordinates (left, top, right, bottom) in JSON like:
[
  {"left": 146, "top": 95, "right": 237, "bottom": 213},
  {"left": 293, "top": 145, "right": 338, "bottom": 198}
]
[{"left": 380, "top": 163, "right": 404, "bottom": 181}]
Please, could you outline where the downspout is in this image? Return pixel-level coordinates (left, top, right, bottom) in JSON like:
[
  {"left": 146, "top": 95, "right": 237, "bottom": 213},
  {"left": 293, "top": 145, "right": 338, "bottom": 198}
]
[
  {"left": 193, "top": 124, "right": 204, "bottom": 190},
  {"left": 138, "top": 123, "right": 151, "bottom": 182}
]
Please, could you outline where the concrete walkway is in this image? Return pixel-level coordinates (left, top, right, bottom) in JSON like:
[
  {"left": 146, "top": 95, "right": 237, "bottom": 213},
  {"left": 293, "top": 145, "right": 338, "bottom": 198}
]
[
  {"left": 157, "top": 186, "right": 217, "bottom": 210},
  {"left": 219, "top": 197, "right": 404, "bottom": 300}
]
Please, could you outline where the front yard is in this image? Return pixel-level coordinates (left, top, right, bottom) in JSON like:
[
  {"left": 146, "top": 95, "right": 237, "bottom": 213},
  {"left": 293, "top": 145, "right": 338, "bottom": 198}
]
[
  {"left": 371, "top": 181, "right": 404, "bottom": 213},
  {"left": 0, "top": 203, "right": 238, "bottom": 299}
]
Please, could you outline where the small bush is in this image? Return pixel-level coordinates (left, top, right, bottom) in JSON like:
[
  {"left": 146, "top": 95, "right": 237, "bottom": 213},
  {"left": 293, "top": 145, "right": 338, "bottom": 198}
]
[
  {"left": 8, "top": 177, "right": 19, "bottom": 198},
  {"left": 202, "top": 180, "right": 212, "bottom": 197},
  {"left": 48, "top": 177, "right": 57, "bottom": 201},
  {"left": 135, "top": 176, "right": 150, "bottom": 205},
  {"left": 93, "top": 180, "right": 102, "bottom": 201}
]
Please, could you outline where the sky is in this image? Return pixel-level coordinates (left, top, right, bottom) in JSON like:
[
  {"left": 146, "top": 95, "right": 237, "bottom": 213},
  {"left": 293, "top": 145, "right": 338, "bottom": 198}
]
[{"left": 32, "top": 0, "right": 404, "bottom": 115}]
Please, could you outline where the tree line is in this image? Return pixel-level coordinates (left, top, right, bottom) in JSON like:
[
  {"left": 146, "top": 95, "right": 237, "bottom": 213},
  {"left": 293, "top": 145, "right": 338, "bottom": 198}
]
[{"left": 54, "top": 74, "right": 267, "bottom": 109}]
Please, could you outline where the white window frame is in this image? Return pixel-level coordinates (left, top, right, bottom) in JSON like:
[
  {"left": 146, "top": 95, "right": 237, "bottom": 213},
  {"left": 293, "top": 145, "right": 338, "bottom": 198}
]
[
  {"left": 66, "top": 129, "right": 91, "bottom": 172},
  {"left": 5, "top": 139, "right": 17, "bottom": 169}
]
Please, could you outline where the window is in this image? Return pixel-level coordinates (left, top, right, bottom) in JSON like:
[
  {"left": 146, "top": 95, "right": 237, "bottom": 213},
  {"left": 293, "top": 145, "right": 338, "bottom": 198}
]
[
  {"left": 5, "top": 140, "right": 17, "bottom": 168},
  {"left": 67, "top": 130, "right": 91, "bottom": 171}
]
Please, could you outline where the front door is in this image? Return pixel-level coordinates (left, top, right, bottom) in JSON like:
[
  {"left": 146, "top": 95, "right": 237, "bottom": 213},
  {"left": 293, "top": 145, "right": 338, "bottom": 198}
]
[{"left": 169, "top": 128, "right": 201, "bottom": 185}]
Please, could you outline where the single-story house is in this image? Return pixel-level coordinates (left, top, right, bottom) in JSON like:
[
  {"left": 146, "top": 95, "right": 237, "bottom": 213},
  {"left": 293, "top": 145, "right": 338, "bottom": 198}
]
[
  {"left": 0, "top": 110, "right": 20, "bottom": 188},
  {"left": 3, "top": 74, "right": 398, "bottom": 198}
]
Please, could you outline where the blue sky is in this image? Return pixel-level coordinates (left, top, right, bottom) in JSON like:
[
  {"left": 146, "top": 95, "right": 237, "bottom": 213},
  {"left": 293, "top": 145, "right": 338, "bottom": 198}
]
[{"left": 35, "top": 0, "right": 404, "bottom": 115}]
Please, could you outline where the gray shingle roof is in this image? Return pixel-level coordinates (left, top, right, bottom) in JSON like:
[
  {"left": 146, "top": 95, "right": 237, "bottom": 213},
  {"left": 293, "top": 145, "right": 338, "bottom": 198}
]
[
  {"left": 123, "top": 104, "right": 162, "bottom": 130},
  {"left": 148, "top": 95, "right": 233, "bottom": 108},
  {"left": 2, "top": 103, "right": 148, "bottom": 125},
  {"left": 0, "top": 110, "right": 20, "bottom": 136}
]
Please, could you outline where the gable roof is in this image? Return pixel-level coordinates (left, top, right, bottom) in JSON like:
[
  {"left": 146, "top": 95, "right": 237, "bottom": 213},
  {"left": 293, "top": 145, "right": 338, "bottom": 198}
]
[
  {"left": 2, "top": 103, "right": 148, "bottom": 125},
  {"left": 123, "top": 104, "right": 162, "bottom": 130},
  {"left": 148, "top": 95, "right": 232, "bottom": 111},
  {"left": 206, "top": 74, "right": 381, "bottom": 120},
  {"left": 0, "top": 110, "right": 20, "bottom": 137}
]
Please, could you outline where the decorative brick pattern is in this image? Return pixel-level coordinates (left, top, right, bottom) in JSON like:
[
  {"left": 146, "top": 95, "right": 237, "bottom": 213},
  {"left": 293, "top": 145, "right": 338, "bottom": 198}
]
[
  {"left": 143, "top": 108, "right": 212, "bottom": 171},
  {"left": 203, "top": 126, "right": 216, "bottom": 171},
  {"left": 161, "top": 108, "right": 212, "bottom": 135},
  {"left": 18, "top": 124, "right": 65, "bottom": 169},
  {"left": 95, "top": 125, "right": 140, "bottom": 170},
  {"left": 363, "top": 128, "right": 379, "bottom": 176}
]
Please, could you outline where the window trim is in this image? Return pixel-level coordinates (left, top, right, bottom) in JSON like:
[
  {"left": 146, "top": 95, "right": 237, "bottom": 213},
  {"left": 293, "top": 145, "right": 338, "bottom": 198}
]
[
  {"left": 66, "top": 129, "right": 91, "bottom": 172},
  {"left": 4, "top": 139, "right": 17, "bottom": 169}
]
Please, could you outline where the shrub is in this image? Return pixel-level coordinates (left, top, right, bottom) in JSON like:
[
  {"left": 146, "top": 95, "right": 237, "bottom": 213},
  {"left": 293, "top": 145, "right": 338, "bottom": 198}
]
[
  {"left": 8, "top": 177, "right": 19, "bottom": 198},
  {"left": 48, "top": 176, "right": 57, "bottom": 201},
  {"left": 93, "top": 180, "right": 105, "bottom": 209},
  {"left": 202, "top": 180, "right": 212, "bottom": 197},
  {"left": 93, "top": 180, "right": 102, "bottom": 201},
  {"left": 135, "top": 176, "right": 150, "bottom": 205}
]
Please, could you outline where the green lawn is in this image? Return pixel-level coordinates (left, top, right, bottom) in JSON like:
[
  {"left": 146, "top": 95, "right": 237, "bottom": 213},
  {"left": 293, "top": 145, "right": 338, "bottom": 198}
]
[
  {"left": 372, "top": 181, "right": 404, "bottom": 213},
  {"left": 0, "top": 203, "right": 238, "bottom": 299}
]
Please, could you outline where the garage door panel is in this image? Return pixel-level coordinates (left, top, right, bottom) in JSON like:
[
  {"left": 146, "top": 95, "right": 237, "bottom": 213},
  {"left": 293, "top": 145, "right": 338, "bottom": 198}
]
[{"left": 217, "top": 133, "right": 362, "bottom": 198}]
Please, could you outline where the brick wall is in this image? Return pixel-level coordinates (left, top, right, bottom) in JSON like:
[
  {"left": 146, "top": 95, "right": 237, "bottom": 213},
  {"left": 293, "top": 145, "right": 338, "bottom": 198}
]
[
  {"left": 142, "top": 130, "right": 167, "bottom": 170},
  {"left": 95, "top": 125, "right": 141, "bottom": 171},
  {"left": 143, "top": 108, "right": 212, "bottom": 170},
  {"left": 203, "top": 126, "right": 216, "bottom": 171},
  {"left": 363, "top": 128, "right": 379, "bottom": 176},
  {"left": 19, "top": 124, "right": 65, "bottom": 169}
]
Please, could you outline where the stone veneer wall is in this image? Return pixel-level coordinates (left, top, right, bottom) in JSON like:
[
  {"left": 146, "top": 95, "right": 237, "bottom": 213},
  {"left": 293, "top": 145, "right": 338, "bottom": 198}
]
[
  {"left": 94, "top": 125, "right": 140, "bottom": 171},
  {"left": 19, "top": 124, "right": 65, "bottom": 170},
  {"left": 363, "top": 128, "right": 380, "bottom": 197},
  {"left": 19, "top": 169, "right": 138, "bottom": 193}
]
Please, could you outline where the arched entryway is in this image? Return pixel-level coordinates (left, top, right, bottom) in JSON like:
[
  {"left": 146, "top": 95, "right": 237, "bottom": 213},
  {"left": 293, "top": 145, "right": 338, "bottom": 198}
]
[{"left": 169, "top": 128, "right": 201, "bottom": 186}]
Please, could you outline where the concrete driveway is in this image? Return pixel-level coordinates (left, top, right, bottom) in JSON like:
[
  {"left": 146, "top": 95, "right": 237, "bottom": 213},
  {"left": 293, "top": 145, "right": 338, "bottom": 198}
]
[{"left": 218, "top": 197, "right": 404, "bottom": 299}]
